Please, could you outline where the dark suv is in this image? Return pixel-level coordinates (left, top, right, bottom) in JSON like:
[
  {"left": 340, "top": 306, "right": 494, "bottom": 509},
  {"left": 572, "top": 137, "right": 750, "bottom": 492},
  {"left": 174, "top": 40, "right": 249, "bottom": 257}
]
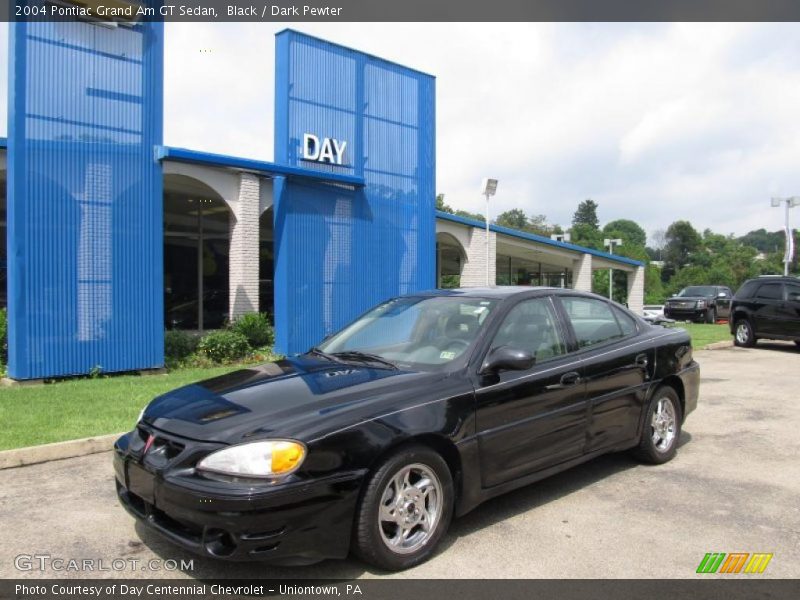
[
  {"left": 729, "top": 276, "right": 800, "bottom": 348},
  {"left": 663, "top": 285, "right": 733, "bottom": 323}
]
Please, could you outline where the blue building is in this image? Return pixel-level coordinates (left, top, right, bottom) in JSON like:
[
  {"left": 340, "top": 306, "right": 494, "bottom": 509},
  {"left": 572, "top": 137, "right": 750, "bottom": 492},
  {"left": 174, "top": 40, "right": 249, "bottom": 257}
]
[{"left": 0, "top": 19, "right": 644, "bottom": 381}]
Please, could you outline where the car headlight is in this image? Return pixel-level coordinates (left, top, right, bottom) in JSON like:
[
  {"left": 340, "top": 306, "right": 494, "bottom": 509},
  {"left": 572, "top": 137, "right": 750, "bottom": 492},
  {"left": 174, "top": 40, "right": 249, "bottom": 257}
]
[
  {"left": 696, "top": 300, "right": 706, "bottom": 308},
  {"left": 197, "top": 440, "right": 306, "bottom": 478}
]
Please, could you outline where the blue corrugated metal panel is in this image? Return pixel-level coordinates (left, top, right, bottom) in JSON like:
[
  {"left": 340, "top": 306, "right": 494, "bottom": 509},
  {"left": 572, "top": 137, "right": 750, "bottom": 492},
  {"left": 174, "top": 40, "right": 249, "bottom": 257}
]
[
  {"left": 274, "top": 30, "right": 436, "bottom": 355},
  {"left": 7, "top": 14, "right": 164, "bottom": 379},
  {"left": 155, "top": 145, "right": 365, "bottom": 187},
  {"left": 436, "top": 211, "right": 645, "bottom": 268}
]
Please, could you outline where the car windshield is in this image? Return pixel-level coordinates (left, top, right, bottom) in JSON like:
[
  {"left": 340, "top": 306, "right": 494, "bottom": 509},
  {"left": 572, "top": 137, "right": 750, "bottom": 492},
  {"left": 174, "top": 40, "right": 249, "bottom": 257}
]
[
  {"left": 315, "top": 296, "right": 499, "bottom": 369},
  {"left": 677, "top": 286, "right": 716, "bottom": 297}
]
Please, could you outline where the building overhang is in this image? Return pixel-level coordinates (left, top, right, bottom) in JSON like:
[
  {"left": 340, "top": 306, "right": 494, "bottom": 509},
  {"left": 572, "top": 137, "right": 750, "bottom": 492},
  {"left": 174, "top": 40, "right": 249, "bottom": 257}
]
[
  {"left": 155, "top": 146, "right": 366, "bottom": 188},
  {"left": 436, "top": 210, "right": 645, "bottom": 270}
]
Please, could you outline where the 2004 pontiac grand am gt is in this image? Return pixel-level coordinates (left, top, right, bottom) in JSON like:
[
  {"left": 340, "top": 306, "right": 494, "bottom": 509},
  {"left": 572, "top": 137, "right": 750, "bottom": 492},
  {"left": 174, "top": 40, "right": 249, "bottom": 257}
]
[{"left": 114, "top": 287, "right": 699, "bottom": 571}]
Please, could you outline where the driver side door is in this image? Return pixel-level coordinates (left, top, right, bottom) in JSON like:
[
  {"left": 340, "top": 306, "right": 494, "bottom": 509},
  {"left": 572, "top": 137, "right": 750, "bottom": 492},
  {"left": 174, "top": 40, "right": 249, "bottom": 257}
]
[{"left": 474, "top": 296, "right": 588, "bottom": 488}]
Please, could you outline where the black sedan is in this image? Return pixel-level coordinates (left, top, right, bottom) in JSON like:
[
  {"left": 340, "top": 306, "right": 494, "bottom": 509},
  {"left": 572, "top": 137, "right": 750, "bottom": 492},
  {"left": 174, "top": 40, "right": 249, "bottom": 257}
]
[{"left": 114, "top": 287, "right": 699, "bottom": 570}]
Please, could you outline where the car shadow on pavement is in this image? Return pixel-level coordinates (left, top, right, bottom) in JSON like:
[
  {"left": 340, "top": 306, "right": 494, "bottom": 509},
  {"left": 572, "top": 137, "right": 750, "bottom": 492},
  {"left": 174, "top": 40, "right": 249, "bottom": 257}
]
[
  {"left": 750, "top": 341, "right": 799, "bottom": 354},
  {"left": 440, "top": 431, "right": 692, "bottom": 553}
]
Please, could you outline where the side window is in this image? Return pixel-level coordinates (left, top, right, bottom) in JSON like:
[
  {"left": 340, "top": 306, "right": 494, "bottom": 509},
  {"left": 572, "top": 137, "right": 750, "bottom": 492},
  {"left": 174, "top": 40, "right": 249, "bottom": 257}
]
[
  {"left": 491, "top": 298, "right": 565, "bottom": 363},
  {"left": 612, "top": 306, "right": 638, "bottom": 336},
  {"left": 561, "top": 297, "right": 625, "bottom": 348},
  {"left": 786, "top": 283, "right": 800, "bottom": 303},
  {"left": 755, "top": 283, "right": 782, "bottom": 300},
  {"left": 736, "top": 280, "right": 758, "bottom": 298}
]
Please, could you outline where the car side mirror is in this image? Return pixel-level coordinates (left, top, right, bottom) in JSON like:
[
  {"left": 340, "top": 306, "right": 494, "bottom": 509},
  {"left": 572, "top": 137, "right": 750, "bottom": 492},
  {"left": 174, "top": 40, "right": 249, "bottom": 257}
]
[
  {"left": 717, "top": 292, "right": 727, "bottom": 297},
  {"left": 480, "top": 346, "right": 535, "bottom": 375}
]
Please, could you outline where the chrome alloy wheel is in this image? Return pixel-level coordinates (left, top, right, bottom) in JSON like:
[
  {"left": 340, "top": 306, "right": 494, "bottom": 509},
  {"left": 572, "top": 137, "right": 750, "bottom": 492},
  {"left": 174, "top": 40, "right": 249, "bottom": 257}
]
[
  {"left": 378, "top": 463, "right": 442, "bottom": 554},
  {"left": 736, "top": 322, "right": 750, "bottom": 344},
  {"left": 651, "top": 397, "right": 677, "bottom": 452}
]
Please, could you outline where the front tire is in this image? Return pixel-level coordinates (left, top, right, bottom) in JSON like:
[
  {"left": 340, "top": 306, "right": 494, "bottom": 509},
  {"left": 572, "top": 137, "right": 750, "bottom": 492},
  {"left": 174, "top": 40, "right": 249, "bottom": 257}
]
[
  {"left": 632, "top": 386, "right": 682, "bottom": 464},
  {"left": 352, "top": 445, "right": 454, "bottom": 571},
  {"left": 734, "top": 318, "right": 756, "bottom": 347},
  {"left": 705, "top": 307, "right": 716, "bottom": 324}
]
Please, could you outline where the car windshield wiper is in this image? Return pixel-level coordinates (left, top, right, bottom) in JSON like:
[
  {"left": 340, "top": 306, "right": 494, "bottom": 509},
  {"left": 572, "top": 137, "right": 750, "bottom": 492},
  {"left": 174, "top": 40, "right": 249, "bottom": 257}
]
[
  {"left": 331, "top": 351, "right": 398, "bottom": 370},
  {"left": 307, "top": 347, "right": 345, "bottom": 363}
]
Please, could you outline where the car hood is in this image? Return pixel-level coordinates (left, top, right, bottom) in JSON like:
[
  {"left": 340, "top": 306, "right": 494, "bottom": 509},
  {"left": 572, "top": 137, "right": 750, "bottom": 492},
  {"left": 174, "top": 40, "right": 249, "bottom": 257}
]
[
  {"left": 668, "top": 296, "right": 708, "bottom": 301},
  {"left": 142, "top": 356, "right": 446, "bottom": 444}
]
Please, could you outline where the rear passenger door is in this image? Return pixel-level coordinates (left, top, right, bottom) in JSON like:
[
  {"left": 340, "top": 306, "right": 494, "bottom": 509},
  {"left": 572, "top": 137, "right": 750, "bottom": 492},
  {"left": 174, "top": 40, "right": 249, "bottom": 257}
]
[
  {"left": 752, "top": 282, "right": 783, "bottom": 335},
  {"left": 779, "top": 282, "right": 800, "bottom": 337},
  {"left": 556, "top": 296, "right": 652, "bottom": 453}
]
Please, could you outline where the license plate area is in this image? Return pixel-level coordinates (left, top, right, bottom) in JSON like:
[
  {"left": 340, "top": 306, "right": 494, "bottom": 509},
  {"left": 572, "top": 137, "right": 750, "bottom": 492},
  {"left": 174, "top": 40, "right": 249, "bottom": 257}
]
[{"left": 127, "top": 462, "right": 156, "bottom": 505}]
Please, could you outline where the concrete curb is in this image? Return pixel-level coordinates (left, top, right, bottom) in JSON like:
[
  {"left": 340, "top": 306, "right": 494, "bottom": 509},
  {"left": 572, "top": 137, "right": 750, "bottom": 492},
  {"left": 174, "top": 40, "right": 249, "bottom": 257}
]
[
  {"left": 702, "top": 340, "right": 734, "bottom": 350},
  {"left": 0, "top": 432, "right": 123, "bottom": 470}
]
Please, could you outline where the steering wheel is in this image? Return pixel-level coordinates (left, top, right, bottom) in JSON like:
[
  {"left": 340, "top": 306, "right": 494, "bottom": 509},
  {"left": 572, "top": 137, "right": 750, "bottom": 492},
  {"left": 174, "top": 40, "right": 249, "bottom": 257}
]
[{"left": 441, "top": 339, "right": 470, "bottom": 354}]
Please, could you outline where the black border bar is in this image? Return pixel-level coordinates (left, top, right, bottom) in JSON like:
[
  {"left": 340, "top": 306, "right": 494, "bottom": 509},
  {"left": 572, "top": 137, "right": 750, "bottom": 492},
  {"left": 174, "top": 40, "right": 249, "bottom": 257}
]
[
  {"left": 2, "top": 579, "right": 800, "bottom": 600},
  {"left": 5, "top": 0, "right": 800, "bottom": 22}
]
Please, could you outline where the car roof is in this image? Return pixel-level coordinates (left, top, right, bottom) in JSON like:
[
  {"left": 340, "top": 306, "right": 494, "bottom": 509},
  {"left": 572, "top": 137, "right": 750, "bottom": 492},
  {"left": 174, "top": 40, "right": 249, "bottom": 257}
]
[{"left": 412, "top": 286, "right": 597, "bottom": 300}]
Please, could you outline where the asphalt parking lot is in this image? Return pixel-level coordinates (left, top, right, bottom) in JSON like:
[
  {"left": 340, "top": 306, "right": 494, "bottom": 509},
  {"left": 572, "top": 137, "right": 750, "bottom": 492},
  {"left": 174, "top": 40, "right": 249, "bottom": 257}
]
[{"left": 1, "top": 343, "right": 798, "bottom": 579}]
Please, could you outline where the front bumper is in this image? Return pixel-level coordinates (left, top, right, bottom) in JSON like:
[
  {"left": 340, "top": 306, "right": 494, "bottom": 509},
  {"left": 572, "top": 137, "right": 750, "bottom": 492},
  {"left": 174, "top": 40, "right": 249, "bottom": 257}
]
[
  {"left": 113, "top": 428, "right": 366, "bottom": 564},
  {"left": 664, "top": 306, "right": 705, "bottom": 320}
]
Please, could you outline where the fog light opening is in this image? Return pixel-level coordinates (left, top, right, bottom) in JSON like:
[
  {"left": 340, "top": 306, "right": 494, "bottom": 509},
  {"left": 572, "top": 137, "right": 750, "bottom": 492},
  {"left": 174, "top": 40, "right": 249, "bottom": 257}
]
[{"left": 204, "top": 528, "right": 237, "bottom": 557}]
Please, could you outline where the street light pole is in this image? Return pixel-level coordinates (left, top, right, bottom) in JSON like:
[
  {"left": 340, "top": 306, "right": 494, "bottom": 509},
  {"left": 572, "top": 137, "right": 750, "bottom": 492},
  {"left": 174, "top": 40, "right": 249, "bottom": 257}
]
[
  {"left": 604, "top": 238, "right": 623, "bottom": 301},
  {"left": 481, "top": 178, "right": 498, "bottom": 286},
  {"left": 771, "top": 197, "right": 800, "bottom": 276}
]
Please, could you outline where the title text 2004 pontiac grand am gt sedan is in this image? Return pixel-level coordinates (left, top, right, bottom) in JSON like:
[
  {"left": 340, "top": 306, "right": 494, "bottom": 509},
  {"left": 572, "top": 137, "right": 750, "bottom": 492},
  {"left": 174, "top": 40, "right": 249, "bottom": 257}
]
[{"left": 114, "top": 287, "right": 699, "bottom": 570}]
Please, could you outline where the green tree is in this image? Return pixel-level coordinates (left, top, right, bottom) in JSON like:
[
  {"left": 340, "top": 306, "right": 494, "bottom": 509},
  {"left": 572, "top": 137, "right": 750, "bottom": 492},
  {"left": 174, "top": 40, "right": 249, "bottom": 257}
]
[
  {"left": 603, "top": 219, "right": 647, "bottom": 248},
  {"left": 436, "top": 193, "right": 485, "bottom": 222},
  {"left": 435, "top": 193, "right": 452, "bottom": 213},
  {"left": 570, "top": 223, "right": 604, "bottom": 250},
  {"left": 495, "top": 209, "right": 528, "bottom": 231},
  {"left": 663, "top": 220, "right": 702, "bottom": 271},
  {"left": 572, "top": 199, "right": 600, "bottom": 229}
]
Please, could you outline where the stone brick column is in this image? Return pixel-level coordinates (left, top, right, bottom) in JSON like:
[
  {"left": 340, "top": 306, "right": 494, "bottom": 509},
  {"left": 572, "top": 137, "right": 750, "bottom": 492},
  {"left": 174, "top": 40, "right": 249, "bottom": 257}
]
[
  {"left": 626, "top": 265, "right": 645, "bottom": 315},
  {"left": 460, "top": 228, "right": 496, "bottom": 287},
  {"left": 229, "top": 173, "right": 261, "bottom": 321},
  {"left": 573, "top": 253, "right": 593, "bottom": 292},
  {"left": 572, "top": 254, "right": 592, "bottom": 292}
]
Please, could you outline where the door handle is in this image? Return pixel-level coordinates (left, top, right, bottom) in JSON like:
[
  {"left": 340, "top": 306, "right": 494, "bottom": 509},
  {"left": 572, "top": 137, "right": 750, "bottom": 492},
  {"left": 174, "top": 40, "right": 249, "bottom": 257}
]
[
  {"left": 560, "top": 371, "right": 581, "bottom": 386},
  {"left": 544, "top": 371, "right": 581, "bottom": 391},
  {"left": 635, "top": 354, "right": 649, "bottom": 368}
]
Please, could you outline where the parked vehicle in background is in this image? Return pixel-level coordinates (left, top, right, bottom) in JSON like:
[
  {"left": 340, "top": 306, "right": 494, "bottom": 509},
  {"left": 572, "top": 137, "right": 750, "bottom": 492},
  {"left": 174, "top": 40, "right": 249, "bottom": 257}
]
[
  {"left": 663, "top": 286, "right": 733, "bottom": 323},
  {"left": 729, "top": 276, "right": 800, "bottom": 348},
  {"left": 114, "top": 288, "right": 699, "bottom": 570},
  {"left": 642, "top": 305, "right": 665, "bottom": 321}
]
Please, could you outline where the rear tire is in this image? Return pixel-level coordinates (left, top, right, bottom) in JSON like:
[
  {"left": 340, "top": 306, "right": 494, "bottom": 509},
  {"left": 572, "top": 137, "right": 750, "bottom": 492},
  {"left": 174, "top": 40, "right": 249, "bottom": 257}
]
[
  {"left": 734, "top": 318, "right": 756, "bottom": 347},
  {"left": 632, "top": 386, "right": 682, "bottom": 465},
  {"left": 352, "top": 445, "right": 453, "bottom": 571}
]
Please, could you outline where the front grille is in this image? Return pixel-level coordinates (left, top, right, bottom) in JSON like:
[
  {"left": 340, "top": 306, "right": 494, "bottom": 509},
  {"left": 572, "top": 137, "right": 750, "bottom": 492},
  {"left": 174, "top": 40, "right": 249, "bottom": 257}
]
[{"left": 134, "top": 426, "right": 187, "bottom": 468}]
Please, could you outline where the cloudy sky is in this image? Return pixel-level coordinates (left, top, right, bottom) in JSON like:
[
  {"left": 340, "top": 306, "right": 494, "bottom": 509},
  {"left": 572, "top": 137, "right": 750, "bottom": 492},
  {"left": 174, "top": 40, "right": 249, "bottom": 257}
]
[{"left": 2, "top": 22, "right": 800, "bottom": 240}]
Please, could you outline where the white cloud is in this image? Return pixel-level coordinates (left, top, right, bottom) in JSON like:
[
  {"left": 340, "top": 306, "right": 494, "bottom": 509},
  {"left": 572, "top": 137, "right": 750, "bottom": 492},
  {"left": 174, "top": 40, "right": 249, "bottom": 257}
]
[{"left": 3, "top": 22, "right": 800, "bottom": 239}]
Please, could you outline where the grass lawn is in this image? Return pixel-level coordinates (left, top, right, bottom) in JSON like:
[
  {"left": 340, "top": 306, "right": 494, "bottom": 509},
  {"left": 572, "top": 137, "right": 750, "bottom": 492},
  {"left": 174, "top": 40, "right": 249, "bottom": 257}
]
[
  {"left": 0, "top": 366, "right": 240, "bottom": 451},
  {"left": 664, "top": 322, "right": 732, "bottom": 348}
]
